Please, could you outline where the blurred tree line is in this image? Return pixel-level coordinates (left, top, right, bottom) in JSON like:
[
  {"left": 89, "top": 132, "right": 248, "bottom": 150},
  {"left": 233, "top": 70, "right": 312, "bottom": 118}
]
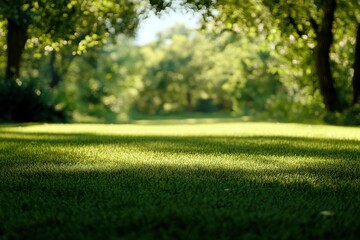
[{"left": 0, "top": 0, "right": 359, "bottom": 124}]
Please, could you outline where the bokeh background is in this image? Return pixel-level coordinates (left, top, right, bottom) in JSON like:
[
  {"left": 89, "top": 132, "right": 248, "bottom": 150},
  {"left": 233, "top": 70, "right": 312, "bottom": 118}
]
[{"left": 0, "top": 0, "right": 359, "bottom": 125}]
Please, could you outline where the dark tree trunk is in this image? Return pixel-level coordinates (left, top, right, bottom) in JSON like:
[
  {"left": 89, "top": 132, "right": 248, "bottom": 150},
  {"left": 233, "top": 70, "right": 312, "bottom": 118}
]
[
  {"left": 49, "top": 51, "right": 63, "bottom": 88},
  {"left": 5, "top": 18, "right": 28, "bottom": 80},
  {"left": 315, "top": 0, "right": 338, "bottom": 112},
  {"left": 353, "top": 23, "right": 360, "bottom": 104},
  {"left": 49, "top": 40, "right": 79, "bottom": 88},
  {"left": 186, "top": 89, "right": 192, "bottom": 112}
]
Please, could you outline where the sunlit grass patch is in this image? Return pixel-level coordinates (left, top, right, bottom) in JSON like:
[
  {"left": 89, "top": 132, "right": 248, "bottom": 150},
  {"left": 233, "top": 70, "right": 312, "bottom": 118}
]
[{"left": 0, "top": 122, "right": 359, "bottom": 239}]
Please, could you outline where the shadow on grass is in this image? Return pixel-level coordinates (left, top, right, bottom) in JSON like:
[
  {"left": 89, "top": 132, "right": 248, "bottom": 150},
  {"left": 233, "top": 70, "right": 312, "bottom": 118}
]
[{"left": 0, "top": 131, "right": 360, "bottom": 239}]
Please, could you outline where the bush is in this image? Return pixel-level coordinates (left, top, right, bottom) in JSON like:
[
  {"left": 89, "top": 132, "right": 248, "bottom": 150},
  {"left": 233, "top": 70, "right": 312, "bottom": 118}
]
[
  {"left": 0, "top": 79, "right": 69, "bottom": 122},
  {"left": 194, "top": 99, "right": 219, "bottom": 113},
  {"left": 324, "top": 105, "right": 360, "bottom": 126}
]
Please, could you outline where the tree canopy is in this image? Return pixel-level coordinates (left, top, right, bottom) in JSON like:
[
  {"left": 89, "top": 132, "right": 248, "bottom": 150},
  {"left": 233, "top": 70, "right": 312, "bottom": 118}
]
[
  {"left": 0, "top": 0, "right": 140, "bottom": 79},
  {"left": 0, "top": 0, "right": 359, "bottom": 124},
  {"left": 176, "top": 0, "right": 360, "bottom": 111}
]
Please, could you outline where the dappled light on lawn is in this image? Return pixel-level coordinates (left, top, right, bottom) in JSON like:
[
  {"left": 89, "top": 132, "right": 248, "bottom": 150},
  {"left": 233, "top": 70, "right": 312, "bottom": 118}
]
[{"left": 0, "top": 122, "right": 359, "bottom": 239}]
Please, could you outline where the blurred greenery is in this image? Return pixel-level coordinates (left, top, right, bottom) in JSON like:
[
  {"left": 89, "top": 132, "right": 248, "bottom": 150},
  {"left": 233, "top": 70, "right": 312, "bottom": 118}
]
[{"left": 0, "top": 1, "right": 359, "bottom": 124}]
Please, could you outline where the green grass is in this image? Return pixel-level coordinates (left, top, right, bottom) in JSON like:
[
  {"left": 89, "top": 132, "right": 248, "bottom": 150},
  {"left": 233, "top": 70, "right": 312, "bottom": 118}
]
[{"left": 0, "top": 122, "right": 359, "bottom": 239}]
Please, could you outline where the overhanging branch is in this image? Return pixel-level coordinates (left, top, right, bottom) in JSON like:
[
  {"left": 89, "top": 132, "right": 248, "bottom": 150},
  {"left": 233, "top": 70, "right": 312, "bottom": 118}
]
[
  {"left": 287, "top": 15, "right": 305, "bottom": 37},
  {"left": 310, "top": 17, "right": 319, "bottom": 34}
]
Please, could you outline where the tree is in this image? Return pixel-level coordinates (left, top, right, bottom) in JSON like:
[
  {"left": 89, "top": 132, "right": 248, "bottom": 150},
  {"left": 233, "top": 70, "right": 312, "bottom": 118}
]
[
  {"left": 313, "top": 0, "right": 337, "bottom": 111},
  {"left": 266, "top": 0, "right": 359, "bottom": 111},
  {"left": 0, "top": 0, "right": 140, "bottom": 80},
  {"left": 60, "top": 35, "right": 144, "bottom": 122},
  {"left": 138, "top": 26, "right": 208, "bottom": 113},
  {"left": 175, "top": 0, "right": 360, "bottom": 112},
  {"left": 353, "top": 24, "right": 360, "bottom": 104},
  {"left": 136, "top": 25, "right": 285, "bottom": 115}
]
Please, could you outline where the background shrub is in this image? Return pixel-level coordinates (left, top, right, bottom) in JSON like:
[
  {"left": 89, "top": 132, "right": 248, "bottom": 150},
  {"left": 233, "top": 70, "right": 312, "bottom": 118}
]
[{"left": 0, "top": 78, "right": 69, "bottom": 123}]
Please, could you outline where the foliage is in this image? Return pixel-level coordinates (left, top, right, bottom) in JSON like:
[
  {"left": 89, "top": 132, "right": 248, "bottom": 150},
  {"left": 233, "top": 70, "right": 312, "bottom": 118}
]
[
  {"left": 0, "top": 20, "right": 5, "bottom": 70},
  {"left": 0, "top": 0, "right": 141, "bottom": 54},
  {"left": 60, "top": 36, "right": 144, "bottom": 122},
  {"left": 0, "top": 78, "right": 68, "bottom": 122},
  {"left": 324, "top": 104, "right": 360, "bottom": 126},
  {"left": 0, "top": 1, "right": 358, "bottom": 124},
  {"left": 1, "top": 122, "right": 360, "bottom": 239},
  {"left": 179, "top": 0, "right": 360, "bottom": 112},
  {"left": 341, "top": 104, "right": 360, "bottom": 125},
  {"left": 137, "top": 25, "right": 225, "bottom": 114},
  {"left": 133, "top": 26, "right": 325, "bottom": 122}
]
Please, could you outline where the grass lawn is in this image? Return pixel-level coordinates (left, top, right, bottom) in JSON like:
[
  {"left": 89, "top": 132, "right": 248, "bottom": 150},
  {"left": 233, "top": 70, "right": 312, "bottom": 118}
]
[{"left": 0, "top": 122, "right": 359, "bottom": 239}]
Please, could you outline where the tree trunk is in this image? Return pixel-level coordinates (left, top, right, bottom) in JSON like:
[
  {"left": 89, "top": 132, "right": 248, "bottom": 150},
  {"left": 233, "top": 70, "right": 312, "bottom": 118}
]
[
  {"left": 186, "top": 89, "right": 192, "bottom": 112},
  {"left": 5, "top": 18, "right": 28, "bottom": 80},
  {"left": 353, "top": 23, "right": 360, "bottom": 104},
  {"left": 49, "top": 51, "right": 63, "bottom": 88},
  {"left": 315, "top": 0, "right": 338, "bottom": 112}
]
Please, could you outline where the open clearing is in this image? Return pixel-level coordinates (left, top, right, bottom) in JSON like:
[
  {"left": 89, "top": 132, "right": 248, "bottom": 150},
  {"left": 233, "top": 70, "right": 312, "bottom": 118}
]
[{"left": 1, "top": 122, "right": 359, "bottom": 239}]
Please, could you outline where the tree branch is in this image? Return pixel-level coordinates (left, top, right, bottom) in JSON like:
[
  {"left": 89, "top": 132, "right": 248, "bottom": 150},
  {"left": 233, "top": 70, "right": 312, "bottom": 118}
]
[
  {"left": 287, "top": 15, "right": 305, "bottom": 37},
  {"left": 309, "top": 17, "right": 319, "bottom": 34}
]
